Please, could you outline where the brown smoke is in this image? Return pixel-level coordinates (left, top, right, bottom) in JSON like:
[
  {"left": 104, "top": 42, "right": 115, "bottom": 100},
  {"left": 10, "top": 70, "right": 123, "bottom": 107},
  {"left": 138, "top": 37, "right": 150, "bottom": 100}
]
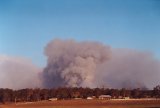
[{"left": 42, "top": 39, "right": 160, "bottom": 89}]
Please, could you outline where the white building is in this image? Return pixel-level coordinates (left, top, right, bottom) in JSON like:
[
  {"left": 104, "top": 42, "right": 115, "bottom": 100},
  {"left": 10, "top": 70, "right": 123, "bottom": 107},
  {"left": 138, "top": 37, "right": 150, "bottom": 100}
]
[
  {"left": 48, "top": 98, "right": 58, "bottom": 101},
  {"left": 99, "top": 95, "right": 111, "bottom": 100},
  {"left": 87, "top": 97, "right": 93, "bottom": 100},
  {"left": 123, "top": 97, "right": 130, "bottom": 100}
]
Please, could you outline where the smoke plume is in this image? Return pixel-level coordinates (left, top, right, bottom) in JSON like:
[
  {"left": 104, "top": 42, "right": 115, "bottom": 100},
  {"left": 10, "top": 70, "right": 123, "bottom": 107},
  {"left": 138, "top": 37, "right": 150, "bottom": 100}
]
[
  {"left": 98, "top": 49, "right": 160, "bottom": 89},
  {"left": 42, "top": 39, "right": 160, "bottom": 89},
  {"left": 1, "top": 39, "right": 159, "bottom": 89},
  {"left": 42, "top": 39, "right": 111, "bottom": 88},
  {"left": 0, "top": 55, "right": 42, "bottom": 89}
]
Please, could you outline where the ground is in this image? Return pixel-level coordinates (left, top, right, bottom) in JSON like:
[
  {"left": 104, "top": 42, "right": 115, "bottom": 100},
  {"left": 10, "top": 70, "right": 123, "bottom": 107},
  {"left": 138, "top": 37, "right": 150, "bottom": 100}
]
[{"left": 0, "top": 99, "right": 160, "bottom": 108}]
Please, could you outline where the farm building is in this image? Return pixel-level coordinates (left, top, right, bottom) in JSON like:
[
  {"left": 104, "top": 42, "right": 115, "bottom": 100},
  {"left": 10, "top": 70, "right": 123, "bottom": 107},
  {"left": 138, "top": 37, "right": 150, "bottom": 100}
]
[
  {"left": 87, "top": 96, "right": 96, "bottom": 100},
  {"left": 48, "top": 98, "right": 58, "bottom": 101},
  {"left": 123, "top": 97, "right": 130, "bottom": 100},
  {"left": 74, "top": 98, "right": 82, "bottom": 100},
  {"left": 87, "top": 97, "right": 93, "bottom": 100},
  {"left": 99, "top": 95, "right": 111, "bottom": 100}
]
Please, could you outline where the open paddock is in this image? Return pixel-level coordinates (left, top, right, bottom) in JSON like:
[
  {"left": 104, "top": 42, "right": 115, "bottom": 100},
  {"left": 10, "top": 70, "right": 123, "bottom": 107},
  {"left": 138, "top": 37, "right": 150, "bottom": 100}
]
[{"left": 0, "top": 99, "right": 160, "bottom": 108}]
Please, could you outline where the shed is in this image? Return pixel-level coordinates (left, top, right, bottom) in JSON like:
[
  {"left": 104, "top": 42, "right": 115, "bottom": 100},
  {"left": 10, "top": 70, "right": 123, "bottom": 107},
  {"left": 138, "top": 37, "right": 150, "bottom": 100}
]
[
  {"left": 48, "top": 98, "right": 58, "bottom": 101},
  {"left": 123, "top": 97, "right": 130, "bottom": 100},
  {"left": 99, "top": 95, "right": 111, "bottom": 100},
  {"left": 87, "top": 97, "right": 93, "bottom": 100}
]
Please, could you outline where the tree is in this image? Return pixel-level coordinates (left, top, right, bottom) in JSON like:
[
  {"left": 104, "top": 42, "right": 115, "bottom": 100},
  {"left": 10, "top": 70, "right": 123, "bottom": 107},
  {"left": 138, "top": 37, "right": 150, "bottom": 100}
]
[
  {"left": 110, "top": 89, "right": 120, "bottom": 98},
  {"left": 132, "top": 88, "right": 140, "bottom": 98},
  {"left": 93, "top": 88, "right": 102, "bottom": 98},
  {"left": 153, "top": 85, "right": 160, "bottom": 98}
]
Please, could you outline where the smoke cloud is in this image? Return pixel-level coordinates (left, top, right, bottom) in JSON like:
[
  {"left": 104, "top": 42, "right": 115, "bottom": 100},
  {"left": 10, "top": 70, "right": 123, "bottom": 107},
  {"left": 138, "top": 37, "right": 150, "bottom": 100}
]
[
  {"left": 1, "top": 39, "right": 160, "bottom": 89},
  {"left": 98, "top": 49, "right": 160, "bottom": 89},
  {"left": 0, "top": 55, "right": 42, "bottom": 89},
  {"left": 42, "top": 39, "right": 160, "bottom": 89},
  {"left": 42, "top": 39, "right": 111, "bottom": 88}
]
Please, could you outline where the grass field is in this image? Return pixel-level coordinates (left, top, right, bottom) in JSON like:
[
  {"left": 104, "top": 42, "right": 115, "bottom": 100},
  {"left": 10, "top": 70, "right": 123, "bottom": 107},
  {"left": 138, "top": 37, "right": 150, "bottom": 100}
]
[{"left": 1, "top": 99, "right": 160, "bottom": 108}]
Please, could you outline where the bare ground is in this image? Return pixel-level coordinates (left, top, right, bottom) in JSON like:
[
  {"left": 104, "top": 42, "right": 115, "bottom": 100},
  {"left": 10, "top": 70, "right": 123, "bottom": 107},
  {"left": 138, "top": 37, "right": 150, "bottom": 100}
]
[{"left": 1, "top": 99, "right": 160, "bottom": 108}]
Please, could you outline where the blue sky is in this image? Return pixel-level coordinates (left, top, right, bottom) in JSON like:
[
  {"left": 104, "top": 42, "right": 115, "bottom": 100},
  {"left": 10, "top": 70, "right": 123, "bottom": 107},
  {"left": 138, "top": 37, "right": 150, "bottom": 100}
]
[{"left": 0, "top": 0, "right": 160, "bottom": 67}]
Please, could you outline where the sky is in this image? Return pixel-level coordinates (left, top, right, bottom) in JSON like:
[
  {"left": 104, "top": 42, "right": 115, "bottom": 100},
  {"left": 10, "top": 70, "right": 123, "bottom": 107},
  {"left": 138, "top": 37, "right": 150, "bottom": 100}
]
[{"left": 0, "top": 0, "right": 160, "bottom": 67}]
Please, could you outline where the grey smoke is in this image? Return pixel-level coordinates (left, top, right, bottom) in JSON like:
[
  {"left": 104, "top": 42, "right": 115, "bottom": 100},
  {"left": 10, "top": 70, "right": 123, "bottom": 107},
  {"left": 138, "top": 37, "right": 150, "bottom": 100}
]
[
  {"left": 1, "top": 39, "right": 159, "bottom": 89},
  {"left": 42, "top": 39, "right": 111, "bottom": 88},
  {"left": 42, "top": 39, "right": 160, "bottom": 89},
  {"left": 0, "top": 55, "right": 42, "bottom": 89},
  {"left": 98, "top": 49, "right": 160, "bottom": 89}
]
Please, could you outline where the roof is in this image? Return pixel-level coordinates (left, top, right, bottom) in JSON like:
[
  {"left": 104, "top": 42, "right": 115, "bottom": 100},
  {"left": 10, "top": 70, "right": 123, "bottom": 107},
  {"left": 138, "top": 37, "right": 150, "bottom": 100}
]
[{"left": 99, "top": 95, "right": 111, "bottom": 98}]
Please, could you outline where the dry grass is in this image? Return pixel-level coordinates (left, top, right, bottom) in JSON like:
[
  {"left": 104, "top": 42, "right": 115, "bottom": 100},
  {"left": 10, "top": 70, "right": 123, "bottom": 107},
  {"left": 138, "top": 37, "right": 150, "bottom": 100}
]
[{"left": 1, "top": 99, "right": 160, "bottom": 108}]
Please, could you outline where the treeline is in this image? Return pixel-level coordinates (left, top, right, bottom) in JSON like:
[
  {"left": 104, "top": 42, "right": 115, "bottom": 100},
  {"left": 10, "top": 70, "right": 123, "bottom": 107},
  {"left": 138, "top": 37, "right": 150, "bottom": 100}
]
[{"left": 0, "top": 85, "right": 160, "bottom": 104}]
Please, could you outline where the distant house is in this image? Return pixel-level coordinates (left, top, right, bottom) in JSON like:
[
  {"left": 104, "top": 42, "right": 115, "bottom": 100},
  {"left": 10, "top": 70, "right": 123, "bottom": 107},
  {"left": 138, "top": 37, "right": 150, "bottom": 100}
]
[
  {"left": 99, "top": 95, "right": 111, "bottom": 100},
  {"left": 87, "top": 97, "right": 93, "bottom": 100},
  {"left": 48, "top": 98, "right": 58, "bottom": 101},
  {"left": 86, "top": 96, "right": 97, "bottom": 100},
  {"left": 123, "top": 97, "right": 130, "bottom": 100}
]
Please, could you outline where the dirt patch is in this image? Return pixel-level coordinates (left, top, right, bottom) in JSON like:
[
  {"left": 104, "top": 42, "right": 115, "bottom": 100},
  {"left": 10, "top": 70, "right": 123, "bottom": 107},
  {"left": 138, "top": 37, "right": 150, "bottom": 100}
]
[{"left": 1, "top": 99, "right": 160, "bottom": 108}]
